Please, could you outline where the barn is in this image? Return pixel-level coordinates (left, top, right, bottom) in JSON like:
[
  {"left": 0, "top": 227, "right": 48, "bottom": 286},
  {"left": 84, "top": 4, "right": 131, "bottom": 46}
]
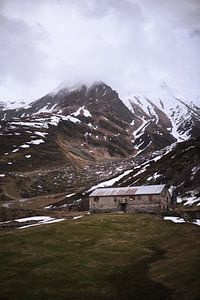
[{"left": 89, "top": 184, "right": 171, "bottom": 213}]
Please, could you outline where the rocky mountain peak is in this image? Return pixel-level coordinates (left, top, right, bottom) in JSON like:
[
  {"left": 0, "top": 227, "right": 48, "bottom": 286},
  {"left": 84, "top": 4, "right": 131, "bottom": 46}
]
[
  {"left": 0, "top": 81, "right": 200, "bottom": 163},
  {"left": 0, "top": 81, "right": 200, "bottom": 205},
  {"left": 51, "top": 80, "right": 107, "bottom": 97},
  {"left": 43, "top": 81, "right": 133, "bottom": 123}
]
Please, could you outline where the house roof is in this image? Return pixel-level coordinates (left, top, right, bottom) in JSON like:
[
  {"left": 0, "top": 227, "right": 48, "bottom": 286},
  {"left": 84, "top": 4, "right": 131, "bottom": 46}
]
[{"left": 89, "top": 185, "right": 166, "bottom": 197}]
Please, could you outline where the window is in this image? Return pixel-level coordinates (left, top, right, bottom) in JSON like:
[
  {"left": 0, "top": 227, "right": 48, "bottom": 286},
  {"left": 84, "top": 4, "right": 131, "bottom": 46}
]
[
  {"left": 114, "top": 196, "right": 117, "bottom": 202},
  {"left": 130, "top": 196, "right": 135, "bottom": 201},
  {"left": 149, "top": 195, "right": 153, "bottom": 201},
  {"left": 94, "top": 196, "right": 99, "bottom": 202}
]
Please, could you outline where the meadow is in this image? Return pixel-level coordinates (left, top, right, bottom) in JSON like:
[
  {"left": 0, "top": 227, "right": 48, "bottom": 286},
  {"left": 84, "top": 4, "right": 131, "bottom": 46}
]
[{"left": 0, "top": 213, "right": 200, "bottom": 300}]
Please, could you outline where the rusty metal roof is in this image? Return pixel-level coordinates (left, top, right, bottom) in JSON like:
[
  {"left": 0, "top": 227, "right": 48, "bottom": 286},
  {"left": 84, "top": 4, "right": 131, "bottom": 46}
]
[{"left": 89, "top": 185, "right": 165, "bottom": 197}]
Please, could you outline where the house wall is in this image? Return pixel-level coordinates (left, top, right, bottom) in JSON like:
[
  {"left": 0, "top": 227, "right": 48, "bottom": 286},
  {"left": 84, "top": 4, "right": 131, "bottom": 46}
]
[
  {"left": 90, "top": 196, "right": 118, "bottom": 213},
  {"left": 89, "top": 189, "right": 172, "bottom": 213}
]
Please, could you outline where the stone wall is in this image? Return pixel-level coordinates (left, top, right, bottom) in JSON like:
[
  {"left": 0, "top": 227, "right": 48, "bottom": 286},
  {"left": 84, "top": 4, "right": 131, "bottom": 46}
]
[
  {"left": 90, "top": 196, "right": 118, "bottom": 211},
  {"left": 89, "top": 191, "right": 171, "bottom": 213}
]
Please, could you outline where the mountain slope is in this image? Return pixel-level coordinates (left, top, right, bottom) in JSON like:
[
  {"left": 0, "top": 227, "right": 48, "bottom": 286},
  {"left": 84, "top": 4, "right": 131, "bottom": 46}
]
[
  {"left": 0, "top": 81, "right": 200, "bottom": 204},
  {"left": 50, "top": 137, "right": 200, "bottom": 210},
  {"left": 115, "top": 137, "right": 200, "bottom": 206},
  {"left": 2, "top": 81, "right": 199, "bottom": 160},
  {"left": 125, "top": 83, "right": 200, "bottom": 152}
]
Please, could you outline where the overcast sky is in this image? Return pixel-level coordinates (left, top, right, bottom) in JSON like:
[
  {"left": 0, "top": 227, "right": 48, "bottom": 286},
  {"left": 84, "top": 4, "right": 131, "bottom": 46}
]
[{"left": 0, "top": 0, "right": 200, "bottom": 102}]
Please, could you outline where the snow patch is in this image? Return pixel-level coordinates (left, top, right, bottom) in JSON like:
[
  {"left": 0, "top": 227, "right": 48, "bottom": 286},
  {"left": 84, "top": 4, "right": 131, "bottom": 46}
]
[
  {"left": 27, "top": 139, "right": 44, "bottom": 145},
  {"left": 20, "top": 144, "right": 30, "bottom": 148},
  {"left": 164, "top": 216, "right": 200, "bottom": 226},
  {"left": 11, "top": 121, "right": 49, "bottom": 129},
  {"left": 14, "top": 216, "right": 66, "bottom": 229},
  {"left": 73, "top": 216, "right": 83, "bottom": 220},
  {"left": 34, "top": 104, "right": 57, "bottom": 115},
  {"left": 34, "top": 131, "right": 48, "bottom": 138},
  {"left": 61, "top": 115, "right": 81, "bottom": 123},
  {"left": 15, "top": 216, "right": 52, "bottom": 222},
  {"left": 66, "top": 193, "right": 75, "bottom": 198},
  {"left": 177, "top": 193, "right": 200, "bottom": 206},
  {"left": 164, "top": 216, "right": 185, "bottom": 223},
  {"left": 88, "top": 169, "right": 133, "bottom": 192},
  {"left": 49, "top": 116, "right": 60, "bottom": 126}
]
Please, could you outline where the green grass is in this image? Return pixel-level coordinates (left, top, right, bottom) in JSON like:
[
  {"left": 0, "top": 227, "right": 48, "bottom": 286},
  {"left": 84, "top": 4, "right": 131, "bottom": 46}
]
[{"left": 0, "top": 214, "right": 200, "bottom": 300}]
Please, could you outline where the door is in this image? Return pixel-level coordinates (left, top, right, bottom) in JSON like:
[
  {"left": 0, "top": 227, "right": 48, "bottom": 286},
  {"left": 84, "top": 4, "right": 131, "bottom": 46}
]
[{"left": 120, "top": 203, "right": 127, "bottom": 212}]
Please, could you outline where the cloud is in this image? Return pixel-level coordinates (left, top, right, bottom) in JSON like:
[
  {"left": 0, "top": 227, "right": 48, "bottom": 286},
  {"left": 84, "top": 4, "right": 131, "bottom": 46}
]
[
  {"left": 0, "top": 14, "right": 46, "bottom": 83},
  {"left": 0, "top": 0, "right": 199, "bottom": 101}
]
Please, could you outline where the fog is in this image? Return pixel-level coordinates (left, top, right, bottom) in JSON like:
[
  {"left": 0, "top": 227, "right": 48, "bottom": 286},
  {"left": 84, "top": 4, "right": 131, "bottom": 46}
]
[{"left": 0, "top": 0, "right": 200, "bottom": 102}]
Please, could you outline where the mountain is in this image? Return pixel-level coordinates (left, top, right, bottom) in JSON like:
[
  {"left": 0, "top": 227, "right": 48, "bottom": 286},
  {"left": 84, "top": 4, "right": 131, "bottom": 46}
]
[
  {"left": 116, "top": 137, "right": 200, "bottom": 206},
  {"left": 125, "top": 83, "right": 200, "bottom": 153},
  {"left": 1, "top": 82, "right": 199, "bottom": 156},
  {"left": 0, "top": 81, "right": 200, "bottom": 206},
  {"left": 0, "top": 82, "right": 136, "bottom": 203},
  {"left": 52, "top": 137, "right": 200, "bottom": 210},
  {"left": 0, "top": 82, "right": 136, "bottom": 170}
]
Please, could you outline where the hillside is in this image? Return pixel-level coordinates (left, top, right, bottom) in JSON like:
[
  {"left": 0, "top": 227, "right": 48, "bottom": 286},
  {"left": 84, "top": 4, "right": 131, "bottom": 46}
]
[
  {"left": 116, "top": 137, "right": 200, "bottom": 206},
  {"left": 0, "top": 214, "right": 200, "bottom": 300},
  {"left": 51, "top": 137, "right": 200, "bottom": 210},
  {"left": 0, "top": 82, "right": 200, "bottom": 210}
]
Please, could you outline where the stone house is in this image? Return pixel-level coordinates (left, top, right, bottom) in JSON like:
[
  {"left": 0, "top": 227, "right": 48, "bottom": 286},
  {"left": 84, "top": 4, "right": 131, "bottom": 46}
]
[{"left": 89, "top": 184, "right": 171, "bottom": 213}]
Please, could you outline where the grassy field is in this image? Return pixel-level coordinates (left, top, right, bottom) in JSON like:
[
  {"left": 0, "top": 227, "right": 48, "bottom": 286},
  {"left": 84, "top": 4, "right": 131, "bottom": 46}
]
[{"left": 0, "top": 213, "right": 200, "bottom": 300}]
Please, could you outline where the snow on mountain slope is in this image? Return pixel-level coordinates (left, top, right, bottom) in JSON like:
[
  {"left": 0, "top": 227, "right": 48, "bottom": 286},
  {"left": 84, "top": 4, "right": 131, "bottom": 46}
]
[
  {"left": 112, "top": 137, "right": 200, "bottom": 207},
  {"left": 0, "top": 81, "right": 200, "bottom": 159},
  {"left": 0, "top": 100, "right": 32, "bottom": 111},
  {"left": 124, "top": 83, "right": 200, "bottom": 149},
  {"left": 0, "top": 81, "right": 200, "bottom": 207}
]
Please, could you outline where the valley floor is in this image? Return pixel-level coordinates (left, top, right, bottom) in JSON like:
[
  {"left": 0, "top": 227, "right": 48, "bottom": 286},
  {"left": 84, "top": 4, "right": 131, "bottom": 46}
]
[{"left": 0, "top": 213, "right": 200, "bottom": 300}]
